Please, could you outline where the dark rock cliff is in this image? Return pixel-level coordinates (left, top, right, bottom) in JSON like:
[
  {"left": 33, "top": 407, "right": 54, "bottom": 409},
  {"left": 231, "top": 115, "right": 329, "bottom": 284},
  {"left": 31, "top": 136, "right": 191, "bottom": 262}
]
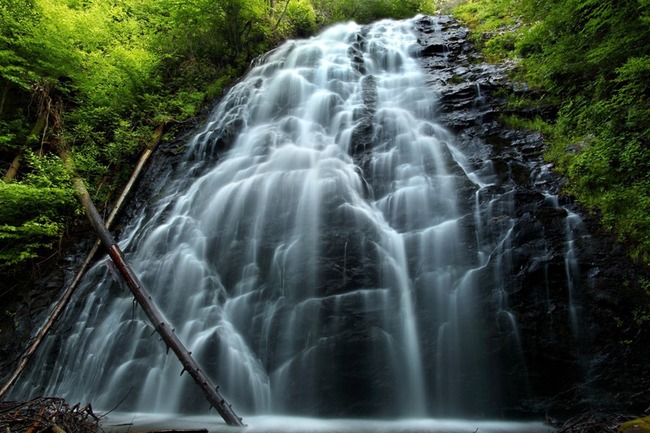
[{"left": 413, "top": 15, "right": 650, "bottom": 417}]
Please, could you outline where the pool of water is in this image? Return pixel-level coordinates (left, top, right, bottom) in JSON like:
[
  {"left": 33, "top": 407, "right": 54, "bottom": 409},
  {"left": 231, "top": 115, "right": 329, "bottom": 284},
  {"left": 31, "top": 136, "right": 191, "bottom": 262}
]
[{"left": 101, "top": 414, "right": 554, "bottom": 433}]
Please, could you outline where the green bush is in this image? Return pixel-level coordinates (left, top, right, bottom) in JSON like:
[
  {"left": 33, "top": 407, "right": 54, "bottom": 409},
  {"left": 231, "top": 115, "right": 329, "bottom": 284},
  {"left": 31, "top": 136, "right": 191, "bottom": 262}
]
[
  {"left": 284, "top": 0, "right": 319, "bottom": 38},
  {"left": 0, "top": 152, "right": 76, "bottom": 269},
  {"left": 455, "top": 0, "right": 650, "bottom": 263}
]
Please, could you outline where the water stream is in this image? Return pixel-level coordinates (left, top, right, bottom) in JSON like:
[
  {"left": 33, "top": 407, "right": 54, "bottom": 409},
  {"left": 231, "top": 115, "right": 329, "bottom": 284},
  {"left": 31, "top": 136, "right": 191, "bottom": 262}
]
[{"left": 14, "top": 16, "right": 578, "bottom": 424}]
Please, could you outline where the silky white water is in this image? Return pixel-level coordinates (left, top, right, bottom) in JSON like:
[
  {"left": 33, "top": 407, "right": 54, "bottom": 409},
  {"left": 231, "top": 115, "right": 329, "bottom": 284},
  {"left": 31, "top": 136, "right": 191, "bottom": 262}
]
[{"left": 14, "top": 16, "right": 560, "bottom": 420}]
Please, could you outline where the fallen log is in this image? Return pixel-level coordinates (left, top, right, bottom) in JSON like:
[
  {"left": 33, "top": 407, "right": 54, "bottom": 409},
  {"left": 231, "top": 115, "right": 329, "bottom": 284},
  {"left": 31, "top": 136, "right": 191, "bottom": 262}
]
[
  {"left": 0, "top": 124, "right": 165, "bottom": 402},
  {"left": 61, "top": 150, "right": 245, "bottom": 427}
]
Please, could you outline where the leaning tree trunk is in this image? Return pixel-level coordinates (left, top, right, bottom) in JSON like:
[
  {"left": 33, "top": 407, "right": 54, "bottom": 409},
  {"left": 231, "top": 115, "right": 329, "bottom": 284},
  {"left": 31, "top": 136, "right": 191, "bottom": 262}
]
[
  {"left": 272, "top": 0, "right": 291, "bottom": 31},
  {"left": 60, "top": 149, "right": 245, "bottom": 427},
  {"left": 3, "top": 151, "right": 24, "bottom": 182}
]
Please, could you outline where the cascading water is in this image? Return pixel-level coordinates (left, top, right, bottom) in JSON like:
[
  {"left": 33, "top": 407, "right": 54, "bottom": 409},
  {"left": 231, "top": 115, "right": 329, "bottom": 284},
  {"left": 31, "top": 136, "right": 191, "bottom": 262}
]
[{"left": 13, "top": 16, "right": 581, "bottom": 422}]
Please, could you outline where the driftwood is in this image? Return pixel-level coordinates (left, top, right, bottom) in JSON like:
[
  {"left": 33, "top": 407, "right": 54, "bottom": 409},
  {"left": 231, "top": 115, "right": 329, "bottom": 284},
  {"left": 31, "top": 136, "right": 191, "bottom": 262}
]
[
  {"left": 0, "top": 125, "right": 165, "bottom": 402},
  {"left": 0, "top": 397, "right": 100, "bottom": 433},
  {"left": 0, "top": 397, "right": 214, "bottom": 433},
  {"left": 61, "top": 150, "right": 245, "bottom": 427}
]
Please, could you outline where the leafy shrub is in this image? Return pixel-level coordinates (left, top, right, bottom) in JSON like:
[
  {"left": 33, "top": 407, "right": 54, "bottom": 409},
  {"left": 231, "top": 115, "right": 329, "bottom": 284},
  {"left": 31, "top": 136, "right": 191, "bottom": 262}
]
[
  {"left": 455, "top": 0, "right": 650, "bottom": 263},
  {"left": 0, "top": 152, "right": 76, "bottom": 269}
]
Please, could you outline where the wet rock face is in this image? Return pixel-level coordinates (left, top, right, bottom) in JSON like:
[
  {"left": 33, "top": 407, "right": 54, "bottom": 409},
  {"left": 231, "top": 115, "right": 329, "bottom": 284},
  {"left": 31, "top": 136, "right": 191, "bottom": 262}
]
[{"left": 414, "top": 15, "right": 650, "bottom": 417}]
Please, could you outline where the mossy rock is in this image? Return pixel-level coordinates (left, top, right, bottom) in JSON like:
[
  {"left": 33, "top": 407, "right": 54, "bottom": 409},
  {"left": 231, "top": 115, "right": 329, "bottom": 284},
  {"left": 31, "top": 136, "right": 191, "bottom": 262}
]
[{"left": 619, "top": 416, "right": 650, "bottom": 433}]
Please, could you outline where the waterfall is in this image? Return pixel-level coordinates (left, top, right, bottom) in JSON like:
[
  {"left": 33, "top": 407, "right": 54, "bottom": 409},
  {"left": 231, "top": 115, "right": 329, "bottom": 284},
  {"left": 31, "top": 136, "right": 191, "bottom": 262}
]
[{"left": 13, "top": 16, "right": 576, "bottom": 419}]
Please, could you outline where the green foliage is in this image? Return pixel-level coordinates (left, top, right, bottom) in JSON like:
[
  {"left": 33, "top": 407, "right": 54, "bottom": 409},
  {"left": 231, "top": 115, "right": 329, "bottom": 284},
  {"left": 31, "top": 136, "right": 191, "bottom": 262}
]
[
  {"left": 499, "top": 114, "right": 556, "bottom": 139},
  {"left": 313, "top": 0, "right": 425, "bottom": 24},
  {"left": 276, "top": 0, "right": 319, "bottom": 38},
  {"left": 0, "top": 0, "right": 39, "bottom": 89},
  {"left": 0, "top": 217, "right": 63, "bottom": 266},
  {"left": 454, "top": 0, "right": 523, "bottom": 59},
  {"left": 0, "top": 117, "right": 29, "bottom": 153},
  {"left": 22, "top": 150, "right": 71, "bottom": 188},
  {"left": 147, "top": 0, "right": 272, "bottom": 71},
  {"left": 454, "top": 0, "right": 517, "bottom": 29},
  {"left": 454, "top": 0, "right": 650, "bottom": 263},
  {"left": 0, "top": 152, "right": 76, "bottom": 269},
  {"left": 204, "top": 67, "right": 238, "bottom": 101},
  {"left": 69, "top": 142, "right": 108, "bottom": 189},
  {"left": 105, "top": 121, "right": 150, "bottom": 166}
]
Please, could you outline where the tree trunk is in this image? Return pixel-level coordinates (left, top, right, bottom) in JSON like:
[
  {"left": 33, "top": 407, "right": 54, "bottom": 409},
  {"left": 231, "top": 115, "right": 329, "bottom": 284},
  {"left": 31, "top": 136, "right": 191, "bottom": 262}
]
[
  {"left": 3, "top": 151, "right": 24, "bottom": 182},
  {"left": 59, "top": 150, "right": 245, "bottom": 427},
  {"left": 106, "top": 122, "right": 165, "bottom": 221},
  {"left": 0, "top": 125, "right": 166, "bottom": 402},
  {"left": 273, "top": 0, "right": 292, "bottom": 31}
]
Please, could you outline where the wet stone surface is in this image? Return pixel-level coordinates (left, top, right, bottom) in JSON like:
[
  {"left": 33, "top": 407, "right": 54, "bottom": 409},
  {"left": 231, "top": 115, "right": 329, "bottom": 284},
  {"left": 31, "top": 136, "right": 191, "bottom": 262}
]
[{"left": 414, "top": 15, "right": 650, "bottom": 417}]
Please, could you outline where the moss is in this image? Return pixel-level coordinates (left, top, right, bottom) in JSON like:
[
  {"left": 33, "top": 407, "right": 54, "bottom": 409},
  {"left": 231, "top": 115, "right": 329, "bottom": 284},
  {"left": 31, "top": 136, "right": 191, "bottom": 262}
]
[{"left": 619, "top": 416, "right": 650, "bottom": 433}]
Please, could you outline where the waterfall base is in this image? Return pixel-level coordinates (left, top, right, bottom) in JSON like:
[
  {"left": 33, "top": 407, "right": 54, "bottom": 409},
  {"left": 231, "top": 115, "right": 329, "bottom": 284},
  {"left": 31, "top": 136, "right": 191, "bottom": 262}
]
[{"left": 102, "top": 413, "right": 551, "bottom": 433}]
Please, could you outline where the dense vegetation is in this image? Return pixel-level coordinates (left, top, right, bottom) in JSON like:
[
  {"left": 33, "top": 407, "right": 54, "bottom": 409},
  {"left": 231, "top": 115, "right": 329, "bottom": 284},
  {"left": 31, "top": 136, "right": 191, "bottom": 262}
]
[
  {"left": 454, "top": 0, "right": 650, "bottom": 263},
  {"left": 0, "top": 0, "right": 433, "bottom": 270}
]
